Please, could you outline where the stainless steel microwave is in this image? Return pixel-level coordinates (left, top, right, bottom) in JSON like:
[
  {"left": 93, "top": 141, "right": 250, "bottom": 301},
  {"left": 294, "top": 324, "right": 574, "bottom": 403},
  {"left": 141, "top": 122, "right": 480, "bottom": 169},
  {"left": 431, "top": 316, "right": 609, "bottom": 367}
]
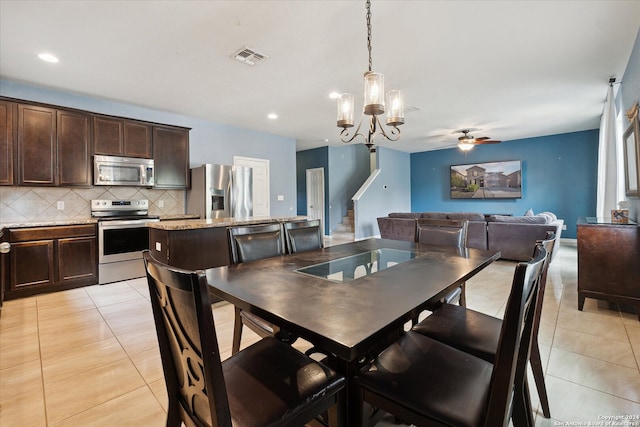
[{"left": 94, "top": 155, "right": 154, "bottom": 186}]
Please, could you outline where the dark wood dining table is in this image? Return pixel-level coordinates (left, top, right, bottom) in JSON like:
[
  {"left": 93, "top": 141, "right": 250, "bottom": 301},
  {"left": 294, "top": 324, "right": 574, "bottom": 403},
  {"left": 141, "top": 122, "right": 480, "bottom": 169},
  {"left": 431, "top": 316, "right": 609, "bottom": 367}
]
[{"left": 205, "top": 238, "right": 501, "bottom": 426}]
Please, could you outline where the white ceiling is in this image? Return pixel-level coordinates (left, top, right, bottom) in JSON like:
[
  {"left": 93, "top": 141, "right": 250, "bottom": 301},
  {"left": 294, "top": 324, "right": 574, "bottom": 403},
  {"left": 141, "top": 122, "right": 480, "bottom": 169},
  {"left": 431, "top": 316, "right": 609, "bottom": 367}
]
[{"left": 1, "top": 1, "right": 639, "bottom": 153}]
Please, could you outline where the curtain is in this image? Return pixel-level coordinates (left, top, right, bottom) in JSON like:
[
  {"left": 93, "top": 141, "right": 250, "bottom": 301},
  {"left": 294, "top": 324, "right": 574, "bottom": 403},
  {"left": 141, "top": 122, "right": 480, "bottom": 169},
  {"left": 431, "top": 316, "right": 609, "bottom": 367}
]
[{"left": 596, "top": 85, "right": 618, "bottom": 217}]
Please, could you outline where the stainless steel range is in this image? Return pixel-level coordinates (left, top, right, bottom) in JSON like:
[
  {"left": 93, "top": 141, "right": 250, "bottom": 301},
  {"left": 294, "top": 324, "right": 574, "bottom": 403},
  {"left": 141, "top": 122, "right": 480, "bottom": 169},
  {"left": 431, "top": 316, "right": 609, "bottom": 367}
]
[{"left": 92, "top": 199, "right": 159, "bottom": 284}]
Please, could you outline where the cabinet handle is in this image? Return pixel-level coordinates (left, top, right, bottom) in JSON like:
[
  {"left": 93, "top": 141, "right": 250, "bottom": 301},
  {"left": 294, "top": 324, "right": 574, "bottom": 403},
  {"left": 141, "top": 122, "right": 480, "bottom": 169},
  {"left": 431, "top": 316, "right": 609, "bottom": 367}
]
[{"left": 0, "top": 242, "right": 10, "bottom": 253}]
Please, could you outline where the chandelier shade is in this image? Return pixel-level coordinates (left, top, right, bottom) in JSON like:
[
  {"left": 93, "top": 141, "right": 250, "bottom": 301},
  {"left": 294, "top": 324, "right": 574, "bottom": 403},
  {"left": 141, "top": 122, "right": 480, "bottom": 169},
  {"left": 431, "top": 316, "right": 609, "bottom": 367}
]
[
  {"left": 337, "top": 93, "right": 355, "bottom": 128},
  {"left": 335, "top": 0, "right": 404, "bottom": 152},
  {"left": 363, "top": 72, "right": 385, "bottom": 115}
]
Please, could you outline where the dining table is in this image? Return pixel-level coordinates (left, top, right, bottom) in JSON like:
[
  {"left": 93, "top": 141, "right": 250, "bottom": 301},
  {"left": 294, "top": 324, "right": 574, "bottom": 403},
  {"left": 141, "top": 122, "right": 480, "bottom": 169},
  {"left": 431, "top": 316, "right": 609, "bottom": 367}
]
[{"left": 205, "top": 238, "right": 501, "bottom": 426}]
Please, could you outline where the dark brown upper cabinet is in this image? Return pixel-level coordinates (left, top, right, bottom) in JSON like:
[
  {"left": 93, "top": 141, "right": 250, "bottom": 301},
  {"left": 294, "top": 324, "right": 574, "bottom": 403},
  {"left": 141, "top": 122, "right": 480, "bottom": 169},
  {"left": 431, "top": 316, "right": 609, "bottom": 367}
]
[
  {"left": 17, "top": 104, "right": 57, "bottom": 185},
  {"left": 94, "top": 116, "right": 152, "bottom": 158},
  {"left": 153, "top": 125, "right": 189, "bottom": 189},
  {"left": 0, "top": 100, "right": 15, "bottom": 185},
  {"left": 57, "top": 110, "right": 92, "bottom": 186},
  {"left": 16, "top": 104, "right": 92, "bottom": 187}
]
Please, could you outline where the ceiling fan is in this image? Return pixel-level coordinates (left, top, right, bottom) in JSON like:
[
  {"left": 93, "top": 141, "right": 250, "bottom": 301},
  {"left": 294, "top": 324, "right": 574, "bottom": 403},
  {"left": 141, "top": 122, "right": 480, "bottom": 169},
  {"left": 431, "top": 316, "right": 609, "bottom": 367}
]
[{"left": 456, "top": 129, "right": 501, "bottom": 151}]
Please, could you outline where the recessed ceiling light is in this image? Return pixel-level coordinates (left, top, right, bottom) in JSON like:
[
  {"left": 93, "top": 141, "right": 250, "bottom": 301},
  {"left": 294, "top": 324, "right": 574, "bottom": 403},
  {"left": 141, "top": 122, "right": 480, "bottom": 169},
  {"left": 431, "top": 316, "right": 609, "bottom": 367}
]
[
  {"left": 268, "top": 113, "right": 278, "bottom": 120},
  {"left": 38, "top": 53, "right": 59, "bottom": 63},
  {"left": 329, "top": 92, "right": 340, "bottom": 99}
]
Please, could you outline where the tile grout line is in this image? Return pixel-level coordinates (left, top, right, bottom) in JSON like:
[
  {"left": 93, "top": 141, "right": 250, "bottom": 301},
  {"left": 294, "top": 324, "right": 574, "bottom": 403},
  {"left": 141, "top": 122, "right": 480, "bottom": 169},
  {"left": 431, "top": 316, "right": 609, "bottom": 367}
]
[{"left": 35, "top": 294, "right": 50, "bottom": 427}]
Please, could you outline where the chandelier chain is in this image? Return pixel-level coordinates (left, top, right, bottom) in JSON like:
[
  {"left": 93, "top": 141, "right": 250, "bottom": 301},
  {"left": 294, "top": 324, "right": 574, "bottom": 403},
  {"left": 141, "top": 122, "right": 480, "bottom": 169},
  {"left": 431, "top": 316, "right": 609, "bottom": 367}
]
[{"left": 366, "top": 0, "right": 372, "bottom": 72}]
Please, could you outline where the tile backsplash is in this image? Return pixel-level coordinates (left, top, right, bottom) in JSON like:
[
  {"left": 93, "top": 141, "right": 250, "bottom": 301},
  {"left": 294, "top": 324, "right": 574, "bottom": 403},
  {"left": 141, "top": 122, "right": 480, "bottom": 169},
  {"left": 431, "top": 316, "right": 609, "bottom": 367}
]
[{"left": 0, "top": 186, "right": 185, "bottom": 223}]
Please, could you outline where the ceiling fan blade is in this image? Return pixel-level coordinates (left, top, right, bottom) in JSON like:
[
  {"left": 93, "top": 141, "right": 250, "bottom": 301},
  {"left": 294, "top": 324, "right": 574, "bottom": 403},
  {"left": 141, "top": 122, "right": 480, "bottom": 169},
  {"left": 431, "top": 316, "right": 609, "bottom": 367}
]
[
  {"left": 475, "top": 136, "right": 490, "bottom": 141},
  {"left": 475, "top": 140, "right": 501, "bottom": 144}
]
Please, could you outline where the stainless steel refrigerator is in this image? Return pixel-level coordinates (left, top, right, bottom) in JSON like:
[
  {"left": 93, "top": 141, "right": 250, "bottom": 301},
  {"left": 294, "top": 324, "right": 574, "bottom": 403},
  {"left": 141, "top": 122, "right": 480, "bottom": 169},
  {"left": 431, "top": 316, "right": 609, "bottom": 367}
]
[{"left": 187, "top": 164, "right": 253, "bottom": 219}]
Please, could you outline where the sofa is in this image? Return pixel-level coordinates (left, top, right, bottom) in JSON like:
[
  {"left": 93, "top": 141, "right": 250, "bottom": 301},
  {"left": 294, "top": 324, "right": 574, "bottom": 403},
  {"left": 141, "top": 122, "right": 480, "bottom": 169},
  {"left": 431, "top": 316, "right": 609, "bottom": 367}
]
[{"left": 377, "top": 211, "right": 563, "bottom": 262}]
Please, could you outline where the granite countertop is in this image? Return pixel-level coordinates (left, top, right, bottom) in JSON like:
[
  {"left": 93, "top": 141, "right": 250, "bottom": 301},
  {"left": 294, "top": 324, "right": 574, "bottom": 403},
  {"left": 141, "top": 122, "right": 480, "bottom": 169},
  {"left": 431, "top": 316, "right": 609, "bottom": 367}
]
[
  {"left": 158, "top": 214, "right": 200, "bottom": 221},
  {"left": 1, "top": 214, "right": 201, "bottom": 230},
  {"left": 1, "top": 218, "right": 99, "bottom": 230},
  {"left": 148, "top": 215, "right": 309, "bottom": 230}
]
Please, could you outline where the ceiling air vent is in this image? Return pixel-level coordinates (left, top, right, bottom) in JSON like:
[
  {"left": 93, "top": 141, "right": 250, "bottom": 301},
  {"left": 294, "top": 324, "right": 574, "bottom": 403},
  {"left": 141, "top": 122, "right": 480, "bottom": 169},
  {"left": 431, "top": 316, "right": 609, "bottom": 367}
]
[{"left": 232, "top": 47, "right": 268, "bottom": 66}]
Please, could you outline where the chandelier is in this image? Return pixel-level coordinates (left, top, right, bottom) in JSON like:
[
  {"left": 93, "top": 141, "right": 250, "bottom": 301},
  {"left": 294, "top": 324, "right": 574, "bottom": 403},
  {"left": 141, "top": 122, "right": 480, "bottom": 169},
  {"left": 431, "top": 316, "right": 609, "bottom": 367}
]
[{"left": 336, "top": 0, "right": 404, "bottom": 153}]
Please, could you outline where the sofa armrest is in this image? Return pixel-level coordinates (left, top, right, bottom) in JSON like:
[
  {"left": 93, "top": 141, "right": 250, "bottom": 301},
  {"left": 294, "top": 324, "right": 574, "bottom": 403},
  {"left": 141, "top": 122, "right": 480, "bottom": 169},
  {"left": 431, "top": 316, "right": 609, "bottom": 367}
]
[{"left": 377, "top": 217, "right": 417, "bottom": 242}]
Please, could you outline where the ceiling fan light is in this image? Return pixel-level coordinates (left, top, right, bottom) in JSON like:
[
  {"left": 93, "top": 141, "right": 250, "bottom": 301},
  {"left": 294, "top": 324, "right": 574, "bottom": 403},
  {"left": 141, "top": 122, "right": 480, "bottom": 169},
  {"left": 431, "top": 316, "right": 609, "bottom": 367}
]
[
  {"left": 458, "top": 142, "right": 475, "bottom": 151},
  {"left": 363, "top": 72, "right": 385, "bottom": 115},
  {"left": 386, "top": 90, "right": 404, "bottom": 126},
  {"left": 337, "top": 93, "right": 355, "bottom": 128}
]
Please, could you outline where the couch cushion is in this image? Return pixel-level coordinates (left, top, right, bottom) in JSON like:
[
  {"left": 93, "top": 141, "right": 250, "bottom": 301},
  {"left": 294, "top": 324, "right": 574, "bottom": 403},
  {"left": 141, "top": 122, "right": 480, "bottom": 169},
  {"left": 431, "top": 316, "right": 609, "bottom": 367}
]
[
  {"left": 388, "top": 212, "right": 422, "bottom": 219},
  {"left": 446, "top": 212, "right": 485, "bottom": 221},
  {"left": 487, "top": 215, "right": 548, "bottom": 224},
  {"left": 419, "top": 212, "right": 449, "bottom": 220}
]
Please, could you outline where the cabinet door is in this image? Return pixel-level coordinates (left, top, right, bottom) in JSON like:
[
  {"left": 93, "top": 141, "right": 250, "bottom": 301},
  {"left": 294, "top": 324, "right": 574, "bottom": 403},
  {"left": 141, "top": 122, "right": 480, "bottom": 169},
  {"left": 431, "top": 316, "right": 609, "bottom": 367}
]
[
  {"left": 57, "top": 236, "right": 97, "bottom": 285},
  {"left": 0, "top": 100, "right": 15, "bottom": 185},
  {"left": 18, "top": 104, "right": 57, "bottom": 185},
  {"left": 10, "top": 240, "right": 55, "bottom": 290},
  {"left": 124, "top": 121, "right": 152, "bottom": 158},
  {"left": 58, "top": 109, "right": 92, "bottom": 186},
  {"left": 153, "top": 126, "right": 189, "bottom": 189},
  {"left": 93, "top": 116, "right": 123, "bottom": 155}
]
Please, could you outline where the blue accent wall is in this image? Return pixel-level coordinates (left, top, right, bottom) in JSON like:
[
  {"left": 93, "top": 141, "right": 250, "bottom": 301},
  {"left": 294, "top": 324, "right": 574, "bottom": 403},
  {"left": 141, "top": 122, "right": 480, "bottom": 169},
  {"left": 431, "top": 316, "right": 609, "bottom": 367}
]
[
  {"left": 410, "top": 130, "right": 599, "bottom": 239},
  {"left": 296, "top": 145, "right": 369, "bottom": 235},
  {"left": 328, "top": 145, "right": 370, "bottom": 234},
  {"left": 0, "top": 80, "right": 298, "bottom": 216},
  {"left": 296, "top": 147, "right": 329, "bottom": 234},
  {"left": 352, "top": 146, "right": 411, "bottom": 239}
]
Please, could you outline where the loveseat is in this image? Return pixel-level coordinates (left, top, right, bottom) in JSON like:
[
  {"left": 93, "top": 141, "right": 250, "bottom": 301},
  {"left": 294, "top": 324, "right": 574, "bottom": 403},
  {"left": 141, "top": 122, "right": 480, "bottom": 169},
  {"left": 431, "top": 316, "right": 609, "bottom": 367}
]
[{"left": 377, "top": 211, "right": 563, "bottom": 262}]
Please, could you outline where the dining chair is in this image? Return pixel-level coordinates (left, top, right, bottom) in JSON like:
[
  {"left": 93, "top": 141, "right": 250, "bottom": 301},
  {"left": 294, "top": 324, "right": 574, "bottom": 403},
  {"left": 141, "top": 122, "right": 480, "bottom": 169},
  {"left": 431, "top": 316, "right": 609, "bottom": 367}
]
[
  {"left": 417, "top": 218, "right": 469, "bottom": 307},
  {"left": 143, "top": 251, "right": 345, "bottom": 427},
  {"left": 228, "top": 223, "right": 294, "bottom": 354},
  {"left": 353, "top": 245, "right": 547, "bottom": 427},
  {"left": 283, "top": 219, "right": 323, "bottom": 254},
  {"left": 412, "top": 233, "right": 556, "bottom": 418}
]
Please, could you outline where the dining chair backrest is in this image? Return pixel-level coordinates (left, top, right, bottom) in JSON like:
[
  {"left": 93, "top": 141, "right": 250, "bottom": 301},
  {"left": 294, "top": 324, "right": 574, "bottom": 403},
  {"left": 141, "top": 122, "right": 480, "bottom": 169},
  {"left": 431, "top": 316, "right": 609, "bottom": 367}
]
[
  {"left": 228, "top": 223, "right": 285, "bottom": 264},
  {"left": 484, "top": 244, "right": 547, "bottom": 426},
  {"left": 283, "top": 219, "right": 323, "bottom": 254},
  {"left": 531, "top": 231, "right": 556, "bottom": 334},
  {"left": 143, "top": 251, "right": 231, "bottom": 427},
  {"left": 417, "top": 218, "right": 469, "bottom": 248}
]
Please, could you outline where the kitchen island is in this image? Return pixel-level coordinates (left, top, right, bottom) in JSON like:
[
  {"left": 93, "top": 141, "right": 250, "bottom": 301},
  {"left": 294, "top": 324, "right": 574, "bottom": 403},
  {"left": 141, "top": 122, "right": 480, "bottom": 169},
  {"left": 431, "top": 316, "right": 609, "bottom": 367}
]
[{"left": 147, "top": 216, "right": 307, "bottom": 272}]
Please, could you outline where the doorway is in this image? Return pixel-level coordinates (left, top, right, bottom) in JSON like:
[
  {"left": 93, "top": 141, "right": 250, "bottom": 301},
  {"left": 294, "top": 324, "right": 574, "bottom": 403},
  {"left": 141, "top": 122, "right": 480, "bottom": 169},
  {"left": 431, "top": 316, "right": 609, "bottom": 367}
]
[
  {"left": 306, "top": 168, "right": 325, "bottom": 235},
  {"left": 234, "top": 156, "right": 270, "bottom": 217}
]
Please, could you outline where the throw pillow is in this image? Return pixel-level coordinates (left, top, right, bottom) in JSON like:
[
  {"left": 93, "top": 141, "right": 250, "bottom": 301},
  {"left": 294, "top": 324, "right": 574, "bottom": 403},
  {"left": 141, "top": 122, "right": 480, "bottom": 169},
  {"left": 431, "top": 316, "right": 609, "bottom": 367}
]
[{"left": 524, "top": 208, "right": 534, "bottom": 216}]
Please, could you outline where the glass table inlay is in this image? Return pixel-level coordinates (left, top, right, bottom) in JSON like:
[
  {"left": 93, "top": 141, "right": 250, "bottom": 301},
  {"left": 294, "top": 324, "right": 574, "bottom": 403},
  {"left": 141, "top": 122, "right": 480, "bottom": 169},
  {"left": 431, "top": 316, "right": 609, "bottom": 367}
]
[{"left": 295, "top": 248, "right": 418, "bottom": 283}]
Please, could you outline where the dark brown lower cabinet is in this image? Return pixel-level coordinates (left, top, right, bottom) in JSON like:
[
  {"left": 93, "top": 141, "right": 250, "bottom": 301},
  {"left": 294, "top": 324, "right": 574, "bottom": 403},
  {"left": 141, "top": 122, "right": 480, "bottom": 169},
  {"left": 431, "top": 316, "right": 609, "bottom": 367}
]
[
  {"left": 6, "top": 224, "right": 97, "bottom": 299},
  {"left": 149, "top": 227, "right": 230, "bottom": 270}
]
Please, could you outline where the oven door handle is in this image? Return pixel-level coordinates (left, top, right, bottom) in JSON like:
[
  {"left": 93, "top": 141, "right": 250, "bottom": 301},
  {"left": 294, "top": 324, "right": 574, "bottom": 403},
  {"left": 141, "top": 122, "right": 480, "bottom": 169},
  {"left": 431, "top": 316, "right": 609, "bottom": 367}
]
[{"left": 98, "top": 219, "right": 160, "bottom": 229}]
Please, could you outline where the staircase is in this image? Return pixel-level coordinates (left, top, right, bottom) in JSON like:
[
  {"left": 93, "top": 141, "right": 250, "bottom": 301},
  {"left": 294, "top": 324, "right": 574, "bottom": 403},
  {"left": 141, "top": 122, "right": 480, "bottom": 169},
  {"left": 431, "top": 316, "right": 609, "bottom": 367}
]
[{"left": 331, "top": 209, "right": 355, "bottom": 242}]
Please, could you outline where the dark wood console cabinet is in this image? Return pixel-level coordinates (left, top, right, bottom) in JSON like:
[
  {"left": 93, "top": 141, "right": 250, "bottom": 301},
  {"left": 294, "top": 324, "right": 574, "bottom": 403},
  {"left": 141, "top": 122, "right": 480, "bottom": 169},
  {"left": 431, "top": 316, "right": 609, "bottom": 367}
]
[
  {"left": 577, "top": 217, "right": 640, "bottom": 320},
  {"left": 5, "top": 224, "right": 98, "bottom": 300}
]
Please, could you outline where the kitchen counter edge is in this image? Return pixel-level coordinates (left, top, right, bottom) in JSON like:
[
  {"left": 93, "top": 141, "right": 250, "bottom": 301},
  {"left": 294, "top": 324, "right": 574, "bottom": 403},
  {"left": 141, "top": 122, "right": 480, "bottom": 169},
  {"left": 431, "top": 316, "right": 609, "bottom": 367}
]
[{"left": 147, "top": 216, "right": 309, "bottom": 230}]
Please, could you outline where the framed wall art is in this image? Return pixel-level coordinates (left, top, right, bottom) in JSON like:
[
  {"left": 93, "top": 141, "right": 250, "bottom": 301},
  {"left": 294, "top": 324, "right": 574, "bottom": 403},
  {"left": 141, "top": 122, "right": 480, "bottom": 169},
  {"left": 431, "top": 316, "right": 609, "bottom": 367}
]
[
  {"left": 623, "top": 103, "right": 640, "bottom": 198},
  {"left": 450, "top": 160, "right": 522, "bottom": 199}
]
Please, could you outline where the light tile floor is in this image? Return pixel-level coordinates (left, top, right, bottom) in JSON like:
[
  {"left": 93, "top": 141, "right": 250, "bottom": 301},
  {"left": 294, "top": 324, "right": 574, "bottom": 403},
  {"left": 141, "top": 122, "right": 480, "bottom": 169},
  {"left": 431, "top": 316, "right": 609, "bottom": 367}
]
[{"left": 1, "top": 242, "right": 640, "bottom": 426}]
